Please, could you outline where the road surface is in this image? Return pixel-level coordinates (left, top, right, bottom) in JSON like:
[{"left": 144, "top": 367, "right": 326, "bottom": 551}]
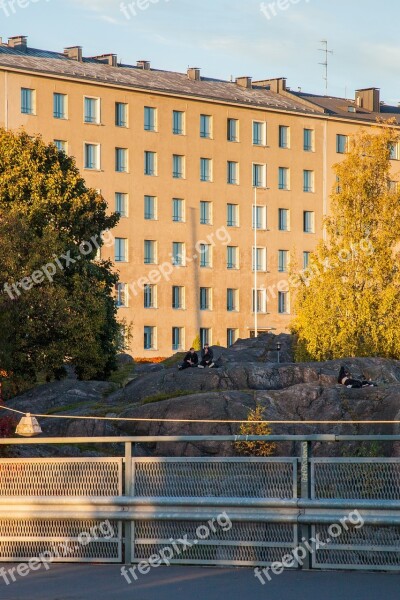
[{"left": 0, "top": 564, "right": 398, "bottom": 600}]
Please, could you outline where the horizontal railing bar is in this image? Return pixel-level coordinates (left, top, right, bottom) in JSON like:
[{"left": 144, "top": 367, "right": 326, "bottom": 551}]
[
  {"left": 1, "top": 497, "right": 400, "bottom": 510},
  {"left": 1, "top": 434, "right": 400, "bottom": 445},
  {"left": 0, "top": 509, "right": 399, "bottom": 526}
]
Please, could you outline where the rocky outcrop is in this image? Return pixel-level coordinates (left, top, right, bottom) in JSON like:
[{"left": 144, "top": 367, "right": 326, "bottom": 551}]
[{"left": 4, "top": 335, "right": 400, "bottom": 458}]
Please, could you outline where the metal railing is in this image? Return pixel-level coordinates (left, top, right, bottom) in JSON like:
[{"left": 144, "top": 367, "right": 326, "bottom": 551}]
[{"left": 0, "top": 435, "right": 400, "bottom": 570}]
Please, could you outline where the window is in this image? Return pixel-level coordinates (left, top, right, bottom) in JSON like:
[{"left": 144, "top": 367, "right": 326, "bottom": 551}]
[
  {"left": 227, "top": 118, "right": 239, "bottom": 142},
  {"left": 172, "top": 242, "right": 185, "bottom": 266},
  {"left": 252, "top": 205, "right": 267, "bottom": 230},
  {"left": 115, "top": 148, "right": 128, "bottom": 172},
  {"left": 173, "top": 154, "right": 185, "bottom": 179},
  {"left": 278, "top": 208, "right": 289, "bottom": 231},
  {"left": 173, "top": 110, "right": 184, "bottom": 135},
  {"left": 252, "top": 289, "right": 267, "bottom": 313},
  {"left": 303, "top": 211, "right": 315, "bottom": 233},
  {"left": 303, "top": 128, "right": 314, "bottom": 152},
  {"left": 199, "top": 244, "right": 211, "bottom": 267},
  {"left": 303, "top": 170, "right": 314, "bottom": 192},
  {"left": 115, "top": 102, "right": 128, "bottom": 127},
  {"left": 253, "top": 163, "right": 266, "bottom": 188},
  {"left": 144, "top": 195, "right": 156, "bottom": 220},
  {"left": 144, "top": 326, "right": 156, "bottom": 350},
  {"left": 172, "top": 198, "right": 184, "bottom": 222},
  {"left": 144, "top": 151, "right": 156, "bottom": 176},
  {"left": 389, "top": 180, "right": 399, "bottom": 192},
  {"left": 252, "top": 247, "right": 267, "bottom": 272},
  {"left": 390, "top": 143, "right": 399, "bottom": 160},
  {"left": 144, "top": 196, "right": 157, "bottom": 221},
  {"left": 278, "top": 250, "right": 289, "bottom": 272},
  {"left": 172, "top": 286, "right": 184, "bottom": 309},
  {"left": 144, "top": 284, "right": 156, "bottom": 309},
  {"left": 84, "top": 97, "right": 100, "bottom": 124},
  {"left": 84, "top": 143, "right": 100, "bottom": 169},
  {"left": 144, "top": 240, "right": 157, "bottom": 264},
  {"left": 200, "top": 114, "right": 212, "bottom": 138},
  {"left": 253, "top": 121, "right": 266, "bottom": 146},
  {"left": 227, "top": 328, "right": 238, "bottom": 347},
  {"left": 278, "top": 167, "right": 290, "bottom": 190},
  {"left": 227, "top": 246, "right": 239, "bottom": 270},
  {"left": 144, "top": 106, "right": 156, "bottom": 131},
  {"left": 227, "top": 203, "right": 239, "bottom": 227},
  {"left": 227, "top": 161, "right": 239, "bottom": 185},
  {"left": 172, "top": 327, "right": 184, "bottom": 351},
  {"left": 115, "top": 192, "right": 128, "bottom": 217},
  {"left": 54, "top": 140, "right": 67, "bottom": 153},
  {"left": 227, "top": 288, "right": 238, "bottom": 312},
  {"left": 303, "top": 251, "right": 310, "bottom": 270},
  {"left": 278, "top": 291, "right": 289, "bottom": 314},
  {"left": 21, "top": 88, "right": 35, "bottom": 115},
  {"left": 279, "top": 125, "right": 290, "bottom": 149},
  {"left": 336, "top": 134, "right": 349, "bottom": 154},
  {"left": 200, "top": 158, "right": 212, "bottom": 182},
  {"left": 200, "top": 201, "right": 212, "bottom": 225},
  {"left": 115, "top": 238, "right": 127, "bottom": 262},
  {"left": 200, "top": 287, "right": 212, "bottom": 310},
  {"left": 53, "top": 93, "right": 66, "bottom": 119},
  {"left": 200, "top": 328, "right": 211, "bottom": 347},
  {"left": 116, "top": 283, "right": 128, "bottom": 308}
]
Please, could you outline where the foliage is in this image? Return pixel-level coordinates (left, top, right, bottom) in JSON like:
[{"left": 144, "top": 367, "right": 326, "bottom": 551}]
[
  {"left": 0, "top": 129, "right": 122, "bottom": 386},
  {"left": 191, "top": 334, "right": 201, "bottom": 351},
  {"left": 291, "top": 123, "right": 400, "bottom": 360},
  {"left": 235, "top": 405, "right": 276, "bottom": 457}
]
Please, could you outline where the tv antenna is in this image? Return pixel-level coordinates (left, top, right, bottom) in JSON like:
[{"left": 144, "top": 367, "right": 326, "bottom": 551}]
[{"left": 319, "top": 40, "right": 333, "bottom": 96}]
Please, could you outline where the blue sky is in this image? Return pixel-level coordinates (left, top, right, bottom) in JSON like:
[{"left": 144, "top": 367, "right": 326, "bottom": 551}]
[{"left": 3, "top": 0, "right": 400, "bottom": 104}]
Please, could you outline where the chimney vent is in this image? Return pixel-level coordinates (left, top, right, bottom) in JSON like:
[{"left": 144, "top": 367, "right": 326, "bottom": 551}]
[
  {"left": 355, "top": 88, "right": 380, "bottom": 113},
  {"left": 92, "top": 53, "right": 117, "bottom": 67},
  {"left": 8, "top": 36, "right": 27, "bottom": 52},
  {"left": 63, "top": 46, "right": 83, "bottom": 62},
  {"left": 187, "top": 67, "right": 201, "bottom": 81},
  {"left": 137, "top": 60, "right": 151, "bottom": 70},
  {"left": 235, "top": 76, "right": 252, "bottom": 89}
]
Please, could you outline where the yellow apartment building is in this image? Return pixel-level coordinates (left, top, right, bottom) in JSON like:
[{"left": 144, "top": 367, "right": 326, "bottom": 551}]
[{"left": 0, "top": 35, "right": 399, "bottom": 356}]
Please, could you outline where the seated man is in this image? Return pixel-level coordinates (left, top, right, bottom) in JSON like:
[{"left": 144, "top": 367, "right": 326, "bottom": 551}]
[
  {"left": 178, "top": 348, "right": 199, "bottom": 370},
  {"left": 338, "top": 366, "right": 376, "bottom": 388},
  {"left": 198, "top": 344, "right": 215, "bottom": 369}
]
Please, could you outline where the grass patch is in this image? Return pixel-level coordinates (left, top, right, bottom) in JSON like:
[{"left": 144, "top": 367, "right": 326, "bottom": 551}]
[
  {"left": 108, "top": 363, "right": 136, "bottom": 387},
  {"left": 142, "top": 390, "right": 191, "bottom": 405},
  {"left": 160, "top": 353, "right": 185, "bottom": 368}
]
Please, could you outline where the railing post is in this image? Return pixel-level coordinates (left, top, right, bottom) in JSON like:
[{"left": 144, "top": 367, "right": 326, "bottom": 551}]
[
  {"left": 300, "top": 440, "right": 312, "bottom": 569},
  {"left": 124, "top": 442, "right": 133, "bottom": 565}
]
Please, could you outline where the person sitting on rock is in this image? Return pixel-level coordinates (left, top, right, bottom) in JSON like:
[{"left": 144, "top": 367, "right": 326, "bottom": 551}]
[
  {"left": 198, "top": 344, "right": 215, "bottom": 369},
  {"left": 338, "top": 366, "right": 376, "bottom": 388},
  {"left": 178, "top": 348, "right": 199, "bottom": 370}
]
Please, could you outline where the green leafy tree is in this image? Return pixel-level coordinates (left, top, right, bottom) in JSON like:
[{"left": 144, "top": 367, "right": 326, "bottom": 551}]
[
  {"left": 0, "top": 129, "right": 122, "bottom": 385},
  {"left": 291, "top": 123, "right": 400, "bottom": 360},
  {"left": 235, "top": 405, "right": 276, "bottom": 457}
]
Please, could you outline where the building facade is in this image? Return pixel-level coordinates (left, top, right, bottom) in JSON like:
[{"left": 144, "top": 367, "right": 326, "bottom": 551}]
[{"left": 0, "top": 36, "right": 399, "bottom": 356}]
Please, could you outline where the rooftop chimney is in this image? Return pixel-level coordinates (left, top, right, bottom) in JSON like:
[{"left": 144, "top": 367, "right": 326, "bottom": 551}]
[
  {"left": 235, "top": 76, "right": 252, "bottom": 89},
  {"left": 187, "top": 67, "right": 201, "bottom": 81},
  {"left": 253, "top": 77, "right": 287, "bottom": 93},
  {"left": 137, "top": 60, "right": 151, "bottom": 70},
  {"left": 63, "top": 46, "right": 83, "bottom": 62},
  {"left": 8, "top": 36, "right": 27, "bottom": 52},
  {"left": 355, "top": 88, "right": 380, "bottom": 113},
  {"left": 92, "top": 53, "right": 118, "bottom": 67}
]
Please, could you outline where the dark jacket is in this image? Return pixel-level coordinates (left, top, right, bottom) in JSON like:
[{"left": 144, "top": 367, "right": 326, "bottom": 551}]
[
  {"left": 184, "top": 351, "right": 198, "bottom": 365},
  {"left": 338, "top": 366, "right": 349, "bottom": 384},
  {"left": 201, "top": 348, "right": 214, "bottom": 362}
]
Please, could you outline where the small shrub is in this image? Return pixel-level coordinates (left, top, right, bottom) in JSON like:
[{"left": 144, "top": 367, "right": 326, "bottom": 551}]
[{"left": 235, "top": 405, "right": 276, "bottom": 457}]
